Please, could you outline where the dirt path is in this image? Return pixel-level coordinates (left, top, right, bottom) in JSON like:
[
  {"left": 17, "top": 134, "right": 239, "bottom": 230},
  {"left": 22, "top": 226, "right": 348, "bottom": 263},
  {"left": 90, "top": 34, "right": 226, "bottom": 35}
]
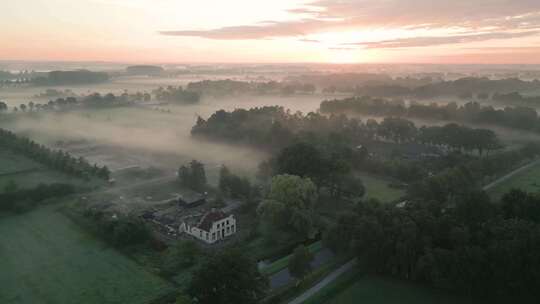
[{"left": 483, "top": 159, "right": 540, "bottom": 191}]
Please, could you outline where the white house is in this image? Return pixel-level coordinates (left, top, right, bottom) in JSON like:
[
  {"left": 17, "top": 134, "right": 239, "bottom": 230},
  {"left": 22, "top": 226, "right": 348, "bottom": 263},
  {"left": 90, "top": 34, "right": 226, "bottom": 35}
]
[{"left": 179, "top": 210, "right": 236, "bottom": 244}]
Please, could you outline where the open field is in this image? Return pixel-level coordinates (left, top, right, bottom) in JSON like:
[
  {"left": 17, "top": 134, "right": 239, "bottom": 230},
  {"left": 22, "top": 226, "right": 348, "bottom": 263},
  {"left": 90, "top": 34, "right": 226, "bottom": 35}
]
[
  {"left": 0, "top": 149, "right": 97, "bottom": 192},
  {"left": 0, "top": 205, "right": 174, "bottom": 304},
  {"left": 487, "top": 160, "right": 540, "bottom": 198},
  {"left": 357, "top": 172, "right": 405, "bottom": 202},
  {"left": 306, "top": 270, "right": 478, "bottom": 304}
]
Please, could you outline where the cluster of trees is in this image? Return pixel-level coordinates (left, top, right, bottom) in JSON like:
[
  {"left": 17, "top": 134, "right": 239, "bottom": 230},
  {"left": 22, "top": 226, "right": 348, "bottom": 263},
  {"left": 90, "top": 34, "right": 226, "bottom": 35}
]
[
  {"left": 324, "top": 188, "right": 540, "bottom": 300},
  {"left": 0, "top": 101, "right": 7, "bottom": 113},
  {"left": 265, "top": 142, "right": 366, "bottom": 199},
  {"left": 178, "top": 160, "right": 207, "bottom": 192},
  {"left": 192, "top": 106, "right": 374, "bottom": 152},
  {"left": 187, "top": 248, "right": 267, "bottom": 304},
  {"left": 257, "top": 174, "right": 319, "bottom": 240},
  {"left": 418, "top": 123, "right": 501, "bottom": 155},
  {"left": 185, "top": 79, "right": 316, "bottom": 97},
  {"left": 219, "top": 166, "right": 253, "bottom": 199},
  {"left": 0, "top": 182, "right": 75, "bottom": 213},
  {"left": 152, "top": 86, "right": 200, "bottom": 104},
  {"left": 5, "top": 92, "right": 149, "bottom": 114},
  {"left": 322, "top": 96, "right": 540, "bottom": 133},
  {"left": 0, "top": 128, "right": 110, "bottom": 180},
  {"left": 33, "top": 70, "right": 109, "bottom": 86},
  {"left": 493, "top": 92, "right": 540, "bottom": 106},
  {"left": 82, "top": 209, "right": 152, "bottom": 248}
]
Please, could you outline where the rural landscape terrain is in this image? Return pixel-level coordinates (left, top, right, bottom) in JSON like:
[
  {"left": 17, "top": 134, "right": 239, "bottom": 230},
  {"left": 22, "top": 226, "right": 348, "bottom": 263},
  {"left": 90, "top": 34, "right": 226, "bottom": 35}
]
[{"left": 3, "top": 1, "right": 540, "bottom": 304}]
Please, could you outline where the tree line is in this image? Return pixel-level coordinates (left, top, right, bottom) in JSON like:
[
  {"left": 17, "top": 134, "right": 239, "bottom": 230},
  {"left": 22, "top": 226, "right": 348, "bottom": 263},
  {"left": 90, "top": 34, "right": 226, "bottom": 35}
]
[
  {"left": 0, "top": 128, "right": 110, "bottom": 180},
  {"left": 321, "top": 96, "right": 540, "bottom": 133},
  {"left": 186, "top": 79, "right": 316, "bottom": 97},
  {"left": 0, "top": 182, "right": 75, "bottom": 213}
]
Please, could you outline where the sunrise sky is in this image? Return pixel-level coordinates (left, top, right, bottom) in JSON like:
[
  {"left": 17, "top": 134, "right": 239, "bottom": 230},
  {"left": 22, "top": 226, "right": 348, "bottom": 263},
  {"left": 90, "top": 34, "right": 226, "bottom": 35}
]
[{"left": 2, "top": 0, "right": 540, "bottom": 64}]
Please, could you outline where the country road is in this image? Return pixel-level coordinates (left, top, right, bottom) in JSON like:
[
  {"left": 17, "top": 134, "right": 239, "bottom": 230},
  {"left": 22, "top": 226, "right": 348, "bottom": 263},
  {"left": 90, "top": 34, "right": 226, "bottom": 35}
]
[
  {"left": 482, "top": 159, "right": 540, "bottom": 191},
  {"left": 287, "top": 259, "right": 357, "bottom": 304}
]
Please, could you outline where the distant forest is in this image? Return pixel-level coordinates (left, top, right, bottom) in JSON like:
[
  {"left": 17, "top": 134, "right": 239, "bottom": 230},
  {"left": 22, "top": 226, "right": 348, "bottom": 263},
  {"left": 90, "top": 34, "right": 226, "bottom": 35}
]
[
  {"left": 321, "top": 96, "right": 540, "bottom": 133},
  {"left": 32, "top": 70, "right": 109, "bottom": 86}
]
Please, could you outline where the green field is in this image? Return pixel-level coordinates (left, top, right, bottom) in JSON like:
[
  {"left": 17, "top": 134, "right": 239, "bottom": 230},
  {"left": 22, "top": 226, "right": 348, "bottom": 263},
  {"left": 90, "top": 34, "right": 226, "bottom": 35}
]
[
  {"left": 0, "top": 206, "right": 174, "bottom": 304},
  {"left": 488, "top": 161, "right": 540, "bottom": 199},
  {"left": 326, "top": 276, "right": 477, "bottom": 304},
  {"left": 0, "top": 149, "right": 99, "bottom": 192},
  {"left": 306, "top": 270, "right": 477, "bottom": 304},
  {"left": 357, "top": 172, "right": 405, "bottom": 202}
]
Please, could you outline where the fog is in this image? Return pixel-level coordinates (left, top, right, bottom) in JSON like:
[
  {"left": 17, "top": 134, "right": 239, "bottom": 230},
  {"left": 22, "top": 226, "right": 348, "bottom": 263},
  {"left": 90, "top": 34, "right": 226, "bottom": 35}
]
[{"left": 0, "top": 90, "right": 327, "bottom": 182}]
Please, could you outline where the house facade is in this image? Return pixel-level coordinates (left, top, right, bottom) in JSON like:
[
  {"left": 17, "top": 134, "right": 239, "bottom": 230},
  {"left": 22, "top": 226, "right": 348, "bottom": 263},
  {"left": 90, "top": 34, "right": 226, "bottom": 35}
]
[{"left": 179, "top": 210, "right": 236, "bottom": 244}]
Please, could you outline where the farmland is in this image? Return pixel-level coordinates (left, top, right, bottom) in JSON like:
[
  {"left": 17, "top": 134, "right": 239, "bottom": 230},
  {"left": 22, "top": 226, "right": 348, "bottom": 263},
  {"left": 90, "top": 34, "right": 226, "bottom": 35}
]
[
  {"left": 0, "top": 205, "right": 175, "bottom": 304},
  {"left": 487, "top": 160, "right": 540, "bottom": 198},
  {"left": 306, "top": 270, "right": 479, "bottom": 304},
  {"left": 357, "top": 172, "right": 405, "bottom": 202},
  {"left": 0, "top": 149, "right": 98, "bottom": 192}
]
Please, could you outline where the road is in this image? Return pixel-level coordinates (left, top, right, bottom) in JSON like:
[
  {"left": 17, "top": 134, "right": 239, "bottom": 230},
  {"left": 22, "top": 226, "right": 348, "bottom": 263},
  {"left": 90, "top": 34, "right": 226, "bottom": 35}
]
[
  {"left": 482, "top": 159, "right": 540, "bottom": 191},
  {"left": 269, "top": 248, "right": 334, "bottom": 290},
  {"left": 286, "top": 259, "right": 357, "bottom": 304}
]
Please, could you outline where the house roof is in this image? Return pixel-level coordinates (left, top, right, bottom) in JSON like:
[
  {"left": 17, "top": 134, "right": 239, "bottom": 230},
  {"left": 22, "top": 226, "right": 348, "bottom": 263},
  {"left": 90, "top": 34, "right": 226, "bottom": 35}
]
[
  {"left": 197, "top": 210, "right": 228, "bottom": 231},
  {"left": 178, "top": 190, "right": 206, "bottom": 205}
]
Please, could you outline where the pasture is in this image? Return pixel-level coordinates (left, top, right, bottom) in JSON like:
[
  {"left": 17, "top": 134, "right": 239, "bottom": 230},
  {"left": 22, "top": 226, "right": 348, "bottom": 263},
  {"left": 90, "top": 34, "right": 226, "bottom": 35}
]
[
  {"left": 487, "top": 160, "right": 540, "bottom": 198},
  {"left": 325, "top": 275, "right": 477, "bottom": 304},
  {"left": 306, "top": 270, "right": 478, "bottom": 304},
  {"left": 357, "top": 172, "right": 405, "bottom": 202},
  {"left": 0, "top": 205, "right": 174, "bottom": 304},
  {"left": 0, "top": 149, "right": 96, "bottom": 192}
]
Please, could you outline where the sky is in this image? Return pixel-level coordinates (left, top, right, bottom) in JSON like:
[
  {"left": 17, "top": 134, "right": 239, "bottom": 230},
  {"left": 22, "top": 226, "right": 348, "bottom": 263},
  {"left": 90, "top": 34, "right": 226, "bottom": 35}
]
[{"left": 2, "top": 0, "right": 540, "bottom": 64}]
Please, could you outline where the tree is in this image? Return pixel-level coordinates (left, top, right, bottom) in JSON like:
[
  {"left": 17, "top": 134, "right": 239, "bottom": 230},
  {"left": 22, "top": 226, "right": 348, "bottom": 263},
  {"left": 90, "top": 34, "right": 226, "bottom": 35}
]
[
  {"left": 175, "top": 294, "right": 192, "bottom": 304},
  {"left": 276, "top": 142, "right": 326, "bottom": 182},
  {"left": 164, "top": 240, "right": 202, "bottom": 274},
  {"left": 257, "top": 174, "right": 318, "bottom": 238},
  {"left": 188, "top": 248, "right": 267, "bottom": 304},
  {"left": 288, "top": 244, "right": 314, "bottom": 281},
  {"left": 219, "top": 165, "right": 252, "bottom": 198},
  {"left": 3, "top": 180, "right": 18, "bottom": 193},
  {"left": 178, "top": 160, "right": 207, "bottom": 191}
]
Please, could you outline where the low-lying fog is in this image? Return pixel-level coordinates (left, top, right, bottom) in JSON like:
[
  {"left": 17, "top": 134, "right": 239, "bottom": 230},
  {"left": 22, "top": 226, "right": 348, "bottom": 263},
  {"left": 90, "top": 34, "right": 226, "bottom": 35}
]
[{"left": 0, "top": 92, "right": 326, "bottom": 182}]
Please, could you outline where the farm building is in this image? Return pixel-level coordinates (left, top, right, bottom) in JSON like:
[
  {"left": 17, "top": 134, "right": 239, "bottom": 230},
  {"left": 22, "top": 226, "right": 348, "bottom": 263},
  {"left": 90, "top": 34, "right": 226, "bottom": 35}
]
[
  {"left": 179, "top": 210, "right": 236, "bottom": 244},
  {"left": 176, "top": 191, "right": 207, "bottom": 208}
]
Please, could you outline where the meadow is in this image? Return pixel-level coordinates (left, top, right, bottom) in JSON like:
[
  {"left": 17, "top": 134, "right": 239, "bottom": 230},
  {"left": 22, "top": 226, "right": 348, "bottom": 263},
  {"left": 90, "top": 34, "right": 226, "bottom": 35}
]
[
  {"left": 488, "top": 160, "right": 540, "bottom": 198},
  {"left": 357, "top": 172, "right": 405, "bottom": 202},
  {"left": 0, "top": 149, "right": 96, "bottom": 192},
  {"left": 0, "top": 205, "right": 174, "bottom": 304},
  {"left": 305, "top": 269, "right": 479, "bottom": 304}
]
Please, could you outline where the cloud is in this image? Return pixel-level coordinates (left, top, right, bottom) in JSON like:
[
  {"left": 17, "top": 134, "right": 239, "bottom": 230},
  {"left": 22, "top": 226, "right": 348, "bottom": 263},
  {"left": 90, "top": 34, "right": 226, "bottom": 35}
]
[
  {"left": 349, "top": 31, "right": 540, "bottom": 49},
  {"left": 160, "top": 0, "right": 540, "bottom": 43}
]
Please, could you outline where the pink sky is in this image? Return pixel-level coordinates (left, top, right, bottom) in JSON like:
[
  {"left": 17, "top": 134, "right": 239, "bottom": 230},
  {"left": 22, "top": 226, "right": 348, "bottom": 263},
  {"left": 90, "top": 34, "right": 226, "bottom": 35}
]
[{"left": 2, "top": 0, "right": 540, "bottom": 64}]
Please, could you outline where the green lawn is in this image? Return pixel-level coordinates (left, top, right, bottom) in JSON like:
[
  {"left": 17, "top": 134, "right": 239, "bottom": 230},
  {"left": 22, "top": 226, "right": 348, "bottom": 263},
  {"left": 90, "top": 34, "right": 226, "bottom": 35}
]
[
  {"left": 0, "top": 149, "right": 101, "bottom": 192},
  {"left": 0, "top": 205, "right": 174, "bottom": 304},
  {"left": 327, "top": 276, "right": 477, "bottom": 304},
  {"left": 357, "top": 172, "right": 405, "bottom": 202},
  {"left": 488, "top": 161, "right": 540, "bottom": 199},
  {"left": 306, "top": 269, "right": 478, "bottom": 304}
]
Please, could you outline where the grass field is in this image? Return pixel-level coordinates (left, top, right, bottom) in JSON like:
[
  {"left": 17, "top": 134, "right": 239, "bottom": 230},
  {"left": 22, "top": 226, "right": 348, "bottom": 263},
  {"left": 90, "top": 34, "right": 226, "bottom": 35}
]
[
  {"left": 0, "top": 149, "right": 99, "bottom": 192},
  {"left": 488, "top": 161, "right": 540, "bottom": 199},
  {"left": 306, "top": 269, "right": 478, "bottom": 304},
  {"left": 0, "top": 205, "right": 174, "bottom": 304},
  {"left": 357, "top": 172, "right": 405, "bottom": 202}
]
